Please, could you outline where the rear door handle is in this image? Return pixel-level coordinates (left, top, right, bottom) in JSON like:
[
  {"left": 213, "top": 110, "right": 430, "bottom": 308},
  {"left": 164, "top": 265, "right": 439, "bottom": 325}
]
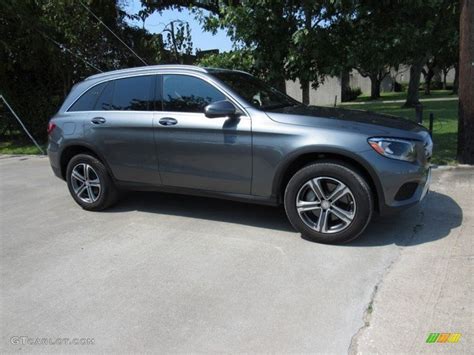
[
  {"left": 91, "top": 117, "right": 106, "bottom": 124},
  {"left": 159, "top": 117, "right": 178, "bottom": 126}
]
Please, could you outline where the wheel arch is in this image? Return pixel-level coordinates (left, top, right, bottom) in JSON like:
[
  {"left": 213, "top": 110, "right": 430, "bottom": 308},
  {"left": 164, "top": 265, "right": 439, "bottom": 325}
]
[
  {"left": 59, "top": 143, "right": 114, "bottom": 181},
  {"left": 273, "top": 148, "right": 384, "bottom": 212}
]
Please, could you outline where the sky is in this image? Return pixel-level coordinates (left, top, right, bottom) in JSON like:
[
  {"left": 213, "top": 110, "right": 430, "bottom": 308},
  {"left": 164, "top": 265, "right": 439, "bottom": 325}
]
[{"left": 123, "top": 0, "right": 234, "bottom": 53}]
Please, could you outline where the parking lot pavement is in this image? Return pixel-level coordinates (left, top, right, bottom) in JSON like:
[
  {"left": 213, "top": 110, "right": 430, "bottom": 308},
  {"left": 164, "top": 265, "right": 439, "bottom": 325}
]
[{"left": 0, "top": 155, "right": 471, "bottom": 353}]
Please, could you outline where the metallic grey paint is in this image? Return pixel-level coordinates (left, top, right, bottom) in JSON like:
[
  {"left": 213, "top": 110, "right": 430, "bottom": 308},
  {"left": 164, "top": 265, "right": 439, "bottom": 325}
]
[{"left": 48, "top": 65, "right": 432, "bottom": 215}]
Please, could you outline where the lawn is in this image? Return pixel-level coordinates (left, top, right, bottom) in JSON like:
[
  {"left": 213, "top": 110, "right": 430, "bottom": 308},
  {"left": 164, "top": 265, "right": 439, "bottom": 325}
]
[
  {"left": 0, "top": 141, "right": 46, "bottom": 155},
  {"left": 354, "top": 90, "right": 456, "bottom": 102},
  {"left": 340, "top": 98, "right": 458, "bottom": 165}
]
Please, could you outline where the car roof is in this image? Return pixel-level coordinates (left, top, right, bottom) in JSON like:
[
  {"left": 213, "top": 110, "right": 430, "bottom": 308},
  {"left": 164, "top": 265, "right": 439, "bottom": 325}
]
[{"left": 85, "top": 65, "right": 247, "bottom": 82}]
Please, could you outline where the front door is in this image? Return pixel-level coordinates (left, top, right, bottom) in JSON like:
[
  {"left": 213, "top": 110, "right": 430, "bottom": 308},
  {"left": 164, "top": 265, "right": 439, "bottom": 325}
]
[{"left": 154, "top": 74, "right": 252, "bottom": 194}]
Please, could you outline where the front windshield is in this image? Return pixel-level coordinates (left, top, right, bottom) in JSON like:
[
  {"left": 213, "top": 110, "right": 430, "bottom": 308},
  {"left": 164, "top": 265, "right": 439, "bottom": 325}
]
[{"left": 210, "top": 71, "right": 300, "bottom": 110}]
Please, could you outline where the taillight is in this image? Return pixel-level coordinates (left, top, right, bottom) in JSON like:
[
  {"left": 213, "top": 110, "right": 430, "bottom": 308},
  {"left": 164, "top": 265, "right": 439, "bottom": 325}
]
[{"left": 47, "top": 122, "right": 56, "bottom": 134}]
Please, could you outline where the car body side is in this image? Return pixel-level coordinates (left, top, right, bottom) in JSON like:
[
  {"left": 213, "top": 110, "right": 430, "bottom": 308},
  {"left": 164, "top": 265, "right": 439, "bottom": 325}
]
[{"left": 48, "top": 66, "right": 431, "bottom": 215}]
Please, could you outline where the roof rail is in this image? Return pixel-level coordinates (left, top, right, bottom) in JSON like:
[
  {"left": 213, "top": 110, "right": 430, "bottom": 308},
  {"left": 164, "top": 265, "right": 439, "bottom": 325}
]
[{"left": 85, "top": 65, "right": 208, "bottom": 81}]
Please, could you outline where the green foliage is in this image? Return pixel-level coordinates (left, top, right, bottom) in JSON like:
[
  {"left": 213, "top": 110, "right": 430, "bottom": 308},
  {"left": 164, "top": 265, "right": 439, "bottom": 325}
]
[
  {"left": 161, "top": 20, "right": 193, "bottom": 63},
  {"left": 0, "top": 0, "right": 162, "bottom": 142},
  {"left": 199, "top": 0, "right": 299, "bottom": 90},
  {"left": 196, "top": 50, "right": 256, "bottom": 75}
]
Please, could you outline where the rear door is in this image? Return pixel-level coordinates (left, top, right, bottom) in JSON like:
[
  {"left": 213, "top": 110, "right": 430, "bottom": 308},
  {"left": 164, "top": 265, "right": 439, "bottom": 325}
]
[
  {"left": 154, "top": 73, "right": 252, "bottom": 194},
  {"left": 70, "top": 75, "right": 160, "bottom": 185}
]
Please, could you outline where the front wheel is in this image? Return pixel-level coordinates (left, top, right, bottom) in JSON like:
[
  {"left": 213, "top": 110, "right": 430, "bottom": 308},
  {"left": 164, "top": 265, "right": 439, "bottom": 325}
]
[{"left": 284, "top": 161, "right": 373, "bottom": 244}]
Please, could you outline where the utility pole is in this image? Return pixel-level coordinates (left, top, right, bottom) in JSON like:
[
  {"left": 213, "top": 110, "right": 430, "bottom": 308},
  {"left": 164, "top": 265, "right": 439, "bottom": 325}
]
[{"left": 457, "top": 0, "right": 474, "bottom": 164}]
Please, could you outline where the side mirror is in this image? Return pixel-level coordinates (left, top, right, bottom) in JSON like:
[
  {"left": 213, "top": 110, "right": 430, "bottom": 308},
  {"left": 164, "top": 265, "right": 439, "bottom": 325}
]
[{"left": 204, "top": 100, "right": 238, "bottom": 118}]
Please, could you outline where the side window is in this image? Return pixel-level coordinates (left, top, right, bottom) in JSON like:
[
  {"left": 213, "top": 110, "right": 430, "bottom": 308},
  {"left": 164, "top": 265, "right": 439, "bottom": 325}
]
[
  {"left": 111, "top": 75, "right": 153, "bottom": 111},
  {"left": 94, "top": 81, "right": 114, "bottom": 110},
  {"left": 68, "top": 83, "right": 106, "bottom": 111},
  {"left": 163, "top": 75, "right": 226, "bottom": 113}
]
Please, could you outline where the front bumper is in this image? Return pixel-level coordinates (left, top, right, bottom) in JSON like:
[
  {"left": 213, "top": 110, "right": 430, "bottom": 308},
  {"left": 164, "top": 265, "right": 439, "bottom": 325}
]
[{"left": 359, "top": 149, "right": 431, "bottom": 215}]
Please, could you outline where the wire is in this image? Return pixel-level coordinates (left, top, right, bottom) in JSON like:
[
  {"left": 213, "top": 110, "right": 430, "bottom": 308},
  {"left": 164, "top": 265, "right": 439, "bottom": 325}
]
[
  {"left": 37, "top": 30, "right": 103, "bottom": 72},
  {"left": 78, "top": 0, "right": 148, "bottom": 66}
]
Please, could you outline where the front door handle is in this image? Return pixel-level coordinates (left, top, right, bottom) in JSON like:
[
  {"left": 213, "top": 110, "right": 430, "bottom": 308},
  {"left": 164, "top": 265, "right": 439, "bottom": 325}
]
[
  {"left": 159, "top": 117, "right": 178, "bottom": 126},
  {"left": 91, "top": 117, "right": 106, "bottom": 124}
]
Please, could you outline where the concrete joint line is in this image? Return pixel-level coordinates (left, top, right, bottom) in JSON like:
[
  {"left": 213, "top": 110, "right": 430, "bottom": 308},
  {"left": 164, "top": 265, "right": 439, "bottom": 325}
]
[{"left": 348, "top": 208, "right": 426, "bottom": 354}]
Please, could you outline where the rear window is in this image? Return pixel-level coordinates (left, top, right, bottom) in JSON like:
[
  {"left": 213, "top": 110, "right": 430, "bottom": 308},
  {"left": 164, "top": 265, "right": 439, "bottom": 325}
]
[{"left": 68, "top": 83, "right": 106, "bottom": 112}]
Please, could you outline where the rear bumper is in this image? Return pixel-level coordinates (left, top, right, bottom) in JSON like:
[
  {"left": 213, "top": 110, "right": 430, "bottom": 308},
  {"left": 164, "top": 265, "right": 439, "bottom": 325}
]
[
  {"left": 359, "top": 150, "right": 431, "bottom": 215},
  {"left": 47, "top": 141, "right": 63, "bottom": 180}
]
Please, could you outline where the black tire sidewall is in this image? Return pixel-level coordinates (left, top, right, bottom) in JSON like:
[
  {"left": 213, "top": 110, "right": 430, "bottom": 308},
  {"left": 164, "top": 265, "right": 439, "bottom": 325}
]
[
  {"left": 66, "top": 154, "right": 116, "bottom": 211},
  {"left": 284, "top": 162, "right": 373, "bottom": 244}
]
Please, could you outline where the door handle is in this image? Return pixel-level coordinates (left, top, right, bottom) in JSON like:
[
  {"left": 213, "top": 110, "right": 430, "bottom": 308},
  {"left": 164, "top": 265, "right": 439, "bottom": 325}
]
[
  {"left": 159, "top": 117, "right": 178, "bottom": 126},
  {"left": 91, "top": 117, "right": 106, "bottom": 124}
]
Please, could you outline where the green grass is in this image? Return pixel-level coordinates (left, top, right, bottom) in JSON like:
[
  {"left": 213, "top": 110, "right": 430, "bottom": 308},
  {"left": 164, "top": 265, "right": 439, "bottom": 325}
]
[
  {"left": 340, "top": 99, "right": 458, "bottom": 165},
  {"left": 354, "top": 90, "right": 456, "bottom": 102},
  {"left": 0, "top": 141, "right": 46, "bottom": 155}
]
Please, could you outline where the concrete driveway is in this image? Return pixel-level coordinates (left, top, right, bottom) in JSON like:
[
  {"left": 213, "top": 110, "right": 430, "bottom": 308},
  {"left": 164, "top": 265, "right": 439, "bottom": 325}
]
[{"left": 0, "top": 155, "right": 471, "bottom": 353}]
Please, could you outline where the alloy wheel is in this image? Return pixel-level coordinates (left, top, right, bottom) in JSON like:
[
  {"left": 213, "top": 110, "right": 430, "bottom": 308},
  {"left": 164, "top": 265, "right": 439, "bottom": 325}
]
[
  {"left": 296, "top": 176, "right": 356, "bottom": 234},
  {"left": 70, "top": 163, "right": 101, "bottom": 203}
]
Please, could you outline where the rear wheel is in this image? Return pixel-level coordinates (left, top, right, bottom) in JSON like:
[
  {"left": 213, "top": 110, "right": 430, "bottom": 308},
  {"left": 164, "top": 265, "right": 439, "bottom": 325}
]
[
  {"left": 284, "top": 161, "right": 373, "bottom": 244},
  {"left": 66, "top": 154, "right": 119, "bottom": 211}
]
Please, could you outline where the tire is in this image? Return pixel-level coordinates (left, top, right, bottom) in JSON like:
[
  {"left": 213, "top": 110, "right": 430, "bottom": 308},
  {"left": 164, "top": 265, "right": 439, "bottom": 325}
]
[
  {"left": 284, "top": 161, "right": 373, "bottom": 244},
  {"left": 66, "top": 154, "right": 119, "bottom": 211}
]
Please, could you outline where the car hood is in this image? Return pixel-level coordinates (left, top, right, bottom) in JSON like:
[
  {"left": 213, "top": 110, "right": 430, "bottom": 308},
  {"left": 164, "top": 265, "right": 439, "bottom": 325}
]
[{"left": 265, "top": 105, "right": 426, "bottom": 134}]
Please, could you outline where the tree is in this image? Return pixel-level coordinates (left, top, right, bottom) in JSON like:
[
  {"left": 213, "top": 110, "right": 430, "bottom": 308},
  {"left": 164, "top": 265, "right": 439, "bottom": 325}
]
[
  {"left": 161, "top": 20, "right": 193, "bottom": 63},
  {"left": 399, "top": 0, "right": 458, "bottom": 107},
  {"left": 285, "top": 1, "right": 335, "bottom": 104},
  {"left": 421, "top": 57, "right": 437, "bottom": 95},
  {"left": 0, "top": 0, "right": 161, "bottom": 140},
  {"left": 202, "top": 1, "right": 299, "bottom": 92},
  {"left": 142, "top": 0, "right": 300, "bottom": 92},
  {"left": 322, "top": 1, "right": 405, "bottom": 100},
  {"left": 197, "top": 49, "right": 257, "bottom": 75},
  {"left": 457, "top": 0, "right": 474, "bottom": 164}
]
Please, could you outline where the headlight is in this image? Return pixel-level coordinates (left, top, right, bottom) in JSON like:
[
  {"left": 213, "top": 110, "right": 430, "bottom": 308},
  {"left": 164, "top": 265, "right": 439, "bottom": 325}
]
[{"left": 368, "top": 137, "right": 417, "bottom": 162}]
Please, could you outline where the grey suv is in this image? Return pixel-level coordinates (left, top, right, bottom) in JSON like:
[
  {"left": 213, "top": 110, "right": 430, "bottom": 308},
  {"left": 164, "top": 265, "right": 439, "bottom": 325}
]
[{"left": 48, "top": 65, "right": 432, "bottom": 244}]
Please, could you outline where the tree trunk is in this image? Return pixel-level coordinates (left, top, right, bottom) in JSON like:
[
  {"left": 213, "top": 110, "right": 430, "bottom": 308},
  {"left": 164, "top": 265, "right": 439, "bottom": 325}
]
[
  {"left": 301, "top": 79, "right": 310, "bottom": 105},
  {"left": 404, "top": 58, "right": 424, "bottom": 107},
  {"left": 370, "top": 75, "right": 381, "bottom": 100},
  {"left": 457, "top": 0, "right": 474, "bottom": 164},
  {"left": 424, "top": 71, "right": 434, "bottom": 95},
  {"left": 442, "top": 69, "right": 448, "bottom": 90},
  {"left": 340, "top": 69, "right": 351, "bottom": 102},
  {"left": 300, "top": 5, "right": 312, "bottom": 105},
  {"left": 452, "top": 63, "right": 459, "bottom": 94}
]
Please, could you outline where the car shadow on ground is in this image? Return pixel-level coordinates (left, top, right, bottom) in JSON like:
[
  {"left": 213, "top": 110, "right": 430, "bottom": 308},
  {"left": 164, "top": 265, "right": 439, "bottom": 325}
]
[
  {"left": 353, "top": 191, "right": 462, "bottom": 247},
  {"left": 108, "top": 190, "right": 462, "bottom": 247}
]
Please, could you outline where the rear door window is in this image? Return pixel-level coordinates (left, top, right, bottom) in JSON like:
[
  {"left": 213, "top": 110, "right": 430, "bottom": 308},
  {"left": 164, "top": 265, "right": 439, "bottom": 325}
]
[
  {"left": 94, "top": 81, "right": 114, "bottom": 111},
  {"left": 110, "top": 75, "right": 154, "bottom": 111}
]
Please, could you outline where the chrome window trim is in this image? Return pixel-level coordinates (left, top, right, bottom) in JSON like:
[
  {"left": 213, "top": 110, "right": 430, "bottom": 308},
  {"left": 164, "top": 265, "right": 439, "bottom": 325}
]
[{"left": 64, "top": 71, "right": 249, "bottom": 118}]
